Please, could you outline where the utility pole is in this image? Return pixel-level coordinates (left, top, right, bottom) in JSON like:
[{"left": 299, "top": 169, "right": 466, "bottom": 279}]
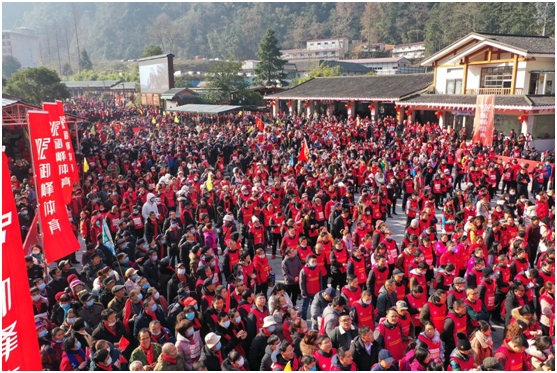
[
  {"left": 45, "top": 25, "right": 53, "bottom": 68},
  {"left": 54, "top": 21, "right": 63, "bottom": 76},
  {"left": 72, "top": 2, "right": 81, "bottom": 72},
  {"left": 64, "top": 18, "right": 72, "bottom": 72}
]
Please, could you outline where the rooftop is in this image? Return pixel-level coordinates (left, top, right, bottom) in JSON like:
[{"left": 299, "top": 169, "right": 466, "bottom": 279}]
[
  {"left": 265, "top": 73, "right": 433, "bottom": 101},
  {"left": 476, "top": 32, "right": 555, "bottom": 54},
  {"left": 293, "top": 60, "right": 370, "bottom": 73},
  {"left": 62, "top": 80, "right": 121, "bottom": 88},
  {"left": 338, "top": 57, "right": 407, "bottom": 64},
  {"left": 400, "top": 93, "right": 555, "bottom": 109}
]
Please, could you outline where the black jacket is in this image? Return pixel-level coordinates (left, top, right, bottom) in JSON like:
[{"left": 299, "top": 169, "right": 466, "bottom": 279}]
[
  {"left": 141, "top": 258, "right": 161, "bottom": 288},
  {"left": 350, "top": 335, "right": 381, "bottom": 371},
  {"left": 249, "top": 331, "right": 270, "bottom": 371},
  {"left": 199, "top": 345, "right": 223, "bottom": 372}
]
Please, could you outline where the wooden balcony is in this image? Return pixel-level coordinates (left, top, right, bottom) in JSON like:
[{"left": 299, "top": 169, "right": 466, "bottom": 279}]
[{"left": 465, "top": 88, "right": 524, "bottom": 95}]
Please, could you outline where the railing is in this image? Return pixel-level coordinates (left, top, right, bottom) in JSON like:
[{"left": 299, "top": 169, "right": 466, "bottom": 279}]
[{"left": 465, "top": 88, "right": 524, "bottom": 95}]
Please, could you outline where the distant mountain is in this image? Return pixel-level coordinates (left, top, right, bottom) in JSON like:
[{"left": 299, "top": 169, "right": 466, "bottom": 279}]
[{"left": 3, "top": 2, "right": 554, "bottom": 64}]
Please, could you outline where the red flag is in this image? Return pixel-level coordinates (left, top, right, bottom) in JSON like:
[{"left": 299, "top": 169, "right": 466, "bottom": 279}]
[
  {"left": 22, "top": 213, "right": 41, "bottom": 255},
  {"left": 298, "top": 138, "right": 309, "bottom": 163},
  {"left": 28, "top": 110, "right": 80, "bottom": 262},
  {"left": 1, "top": 152, "right": 43, "bottom": 371},
  {"left": 56, "top": 100, "right": 80, "bottom": 189},
  {"left": 43, "top": 102, "right": 75, "bottom": 204},
  {"left": 471, "top": 95, "right": 495, "bottom": 146},
  {"left": 256, "top": 118, "right": 265, "bottom": 132},
  {"left": 133, "top": 127, "right": 141, "bottom": 135}
]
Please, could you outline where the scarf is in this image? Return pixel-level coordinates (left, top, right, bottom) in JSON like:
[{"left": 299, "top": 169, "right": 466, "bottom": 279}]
[
  {"left": 140, "top": 344, "right": 155, "bottom": 365},
  {"left": 103, "top": 321, "right": 117, "bottom": 337},
  {"left": 66, "top": 348, "right": 87, "bottom": 369},
  {"left": 474, "top": 330, "right": 493, "bottom": 349},
  {"left": 96, "top": 363, "right": 113, "bottom": 371},
  {"left": 161, "top": 354, "right": 176, "bottom": 365}
]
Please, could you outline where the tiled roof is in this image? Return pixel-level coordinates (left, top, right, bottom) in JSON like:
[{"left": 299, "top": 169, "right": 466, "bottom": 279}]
[
  {"left": 62, "top": 80, "right": 121, "bottom": 88},
  {"left": 477, "top": 33, "right": 555, "bottom": 54},
  {"left": 400, "top": 94, "right": 555, "bottom": 108},
  {"left": 266, "top": 73, "right": 433, "bottom": 101}
]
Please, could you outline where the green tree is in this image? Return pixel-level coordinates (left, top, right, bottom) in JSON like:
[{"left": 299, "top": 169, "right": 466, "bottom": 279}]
[
  {"left": 4, "top": 67, "right": 70, "bottom": 105},
  {"left": 255, "top": 28, "right": 287, "bottom": 86},
  {"left": 291, "top": 62, "right": 341, "bottom": 86},
  {"left": 79, "top": 49, "right": 93, "bottom": 71},
  {"left": 205, "top": 58, "right": 249, "bottom": 104},
  {"left": 140, "top": 45, "right": 164, "bottom": 58},
  {"left": 2, "top": 54, "right": 21, "bottom": 78},
  {"left": 62, "top": 63, "right": 73, "bottom": 79}
]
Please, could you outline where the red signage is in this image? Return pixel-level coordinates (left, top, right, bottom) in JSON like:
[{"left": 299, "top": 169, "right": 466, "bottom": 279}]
[
  {"left": 471, "top": 95, "right": 495, "bottom": 146},
  {"left": 28, "top": 110, "right": 80, "bottom": 262},
  {"left": 2, "top": 152, "right": 43, "bottom": 371}
]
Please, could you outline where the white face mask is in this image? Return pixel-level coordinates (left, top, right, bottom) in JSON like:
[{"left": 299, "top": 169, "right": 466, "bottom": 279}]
[{"left": 237, "top": 357, "right": 244, "bottom": 367}]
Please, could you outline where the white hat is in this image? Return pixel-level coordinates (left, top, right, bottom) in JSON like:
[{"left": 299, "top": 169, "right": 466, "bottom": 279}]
[
  {"left": 223, "top": 215, "right": 234, "bottom": 222},
  {"left": 204, "top": 332, "right": 221, "bottom": 349},
  {"left": 262, "top": 316, "right": 277, "bottom": 329}
]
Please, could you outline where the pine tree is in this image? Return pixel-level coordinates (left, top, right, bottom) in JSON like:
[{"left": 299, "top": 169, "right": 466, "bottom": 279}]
[
  {"left": 79, "top": 49, "right": 93, "bottom": 71},
  {"left": 255, "top": 28, "right": 287, "bottom": 87}
]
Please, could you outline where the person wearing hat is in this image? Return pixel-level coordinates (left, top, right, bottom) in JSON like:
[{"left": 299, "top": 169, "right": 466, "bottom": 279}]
[
  {"left": 480, "top": 357, "right": 503, "bottom": 371},
  {"left": 199, "top": 332, "right": 224, "bottom": 371},
  {"left": 99, "top": 277, "right": 116, "bottom": 307},
  {"left": 370, "top": 349, "right": 397, "bottom": 371},
  {"left": 107, "top": 284, "right": 127, "bottom": 318},
  {"left": 310, "top": 287, "right": 337, "bottom": 330},
  {"left": 447, "top": 332, "right": 474, "bottom": 371},
  {"left": 248, "top": 315, "right": 277, "bottom": 370},
  {"left": 77, "top": 291, "right": 104, "bottom": 327}
]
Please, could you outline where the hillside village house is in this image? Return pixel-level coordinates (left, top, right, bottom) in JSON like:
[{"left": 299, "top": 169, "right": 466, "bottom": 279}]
[{"left": 265, "top": 32, "right": 555, "bottom": 150}]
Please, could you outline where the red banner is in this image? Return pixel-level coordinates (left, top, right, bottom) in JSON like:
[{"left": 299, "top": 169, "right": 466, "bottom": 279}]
[
  {"left": 2, "top": 152, "right": 43, "bottom": 371},
  {"left": 56, "top": 100, "right": 80, "bottom": 189},
  {"left": 471, "top": 95, "right": 495, "bottom": 146},
  {"left": 495, "top": 155, "right": 543, "bottom": 173},
  {"left": 28, "top": 110, "right": 80, "bottom": 262}
]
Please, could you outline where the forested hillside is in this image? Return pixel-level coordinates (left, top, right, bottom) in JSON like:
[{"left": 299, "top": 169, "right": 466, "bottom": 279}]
[{"left": 4, "top": 2, "right": 554, "bottom": 62}]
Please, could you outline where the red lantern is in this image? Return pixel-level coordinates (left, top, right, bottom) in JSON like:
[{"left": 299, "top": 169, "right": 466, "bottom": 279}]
[
  {"left": 270, "top": 101, "right": 276, "bottom": 107},
  {"left": 394, "top": 105, "right": 401, "bottom": 111},
  {"left": 286, "top": 101, "right": 291, "bottom": 108},
  {"left": 304, "top": 102, "right": 310, "bottom": 109},
  {"left": 368, "top": 104, "right": 374, "bottom": 111},
  {"left": 435, "top": 110, "right": 443, "bottom": 119},
  {"left": 345, "top": 103, "right": 351, "bottom": 110},
  {"left": 405, "top": 109, "right": 412, "bottom": 117}
]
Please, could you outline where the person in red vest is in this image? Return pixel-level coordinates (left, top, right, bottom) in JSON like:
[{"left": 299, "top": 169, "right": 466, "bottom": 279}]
[
  {"left": 349, "top": 290, "right": 374, "bottom": 329},
  {"left": 494, "top": 335, "right": 529, "bottom": 371},
  {"left": 341, "top": 275, "right": 362, "bottom": 308},
  {"left": 447, "top": 332, "right": 475, "bottom": 371},
  {"left": 446, "top": 277, "right": 467, "bottom": 311},
  {"left": 375, "top": 308, "right": 407, "bottom": 365},
  {"left": 299, "top": 255, "right": 323, "bottom": 321},
  {"left": 346, "top": 246, "right": 367, "bottom": 290},
  {"left": 419, "top": 289, "right": 448, "bottom": 335},
  {"left": 441, "top": 299, "right": 467, "bottom": 367},
  {"left": 478, "top": 267, "right": 497, "bottom": 318}
]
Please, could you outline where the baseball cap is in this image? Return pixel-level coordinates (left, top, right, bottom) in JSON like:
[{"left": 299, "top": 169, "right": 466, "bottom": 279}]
[
  {"left": 396, "top": 301, "right": 408, "bottom": 310},
  {"left": 325, "top": 287, "right": 337, "bottom": 298},
  {"left": 378, "top": 349, "right": 395, "bottom": 363}
]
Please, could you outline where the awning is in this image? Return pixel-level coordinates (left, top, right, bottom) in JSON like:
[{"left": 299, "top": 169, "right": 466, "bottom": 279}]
[{"left": 167, "top": 104, "right": 242, "bottom": 114}]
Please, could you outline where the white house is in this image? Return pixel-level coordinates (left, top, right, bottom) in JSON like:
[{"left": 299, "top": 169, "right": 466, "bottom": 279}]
[
  {"left": 396, "top": 32, "right": 555, "bottom": 150},
  {"left": 338, "top": 57, "right": 424, "bottom": 75},
  {"left": 392, "top": 41, "right": 426, "bottom": 59}
]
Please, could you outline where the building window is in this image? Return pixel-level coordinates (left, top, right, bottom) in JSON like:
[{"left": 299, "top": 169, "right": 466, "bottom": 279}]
[
  {"left": 533, "top": 115, "right": 555, "bottom": 139},
  {"left": 481, "top": 66, "right": 513, "bottom": 88},
  {"left": 446, "top": 79, "right": 463, "bottom": 94}
]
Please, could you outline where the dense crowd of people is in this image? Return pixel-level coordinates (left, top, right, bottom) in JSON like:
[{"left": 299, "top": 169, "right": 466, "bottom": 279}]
[{"left": 10, "top": 96, "right": 555, "bottom": 371}]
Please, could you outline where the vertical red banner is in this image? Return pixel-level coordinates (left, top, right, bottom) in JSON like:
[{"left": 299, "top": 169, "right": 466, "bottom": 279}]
[
  {"left": 2, "top": 152, "right": 43, "bottom": 371},
  {"left": 471, "top": 95, "right": 495, "bottom": 146},
  {"left": 28, "top": 110, "right": 80, "bottom": 262},
  {"left": 56, "top": 100, "right": 80, "bottom": 188}
]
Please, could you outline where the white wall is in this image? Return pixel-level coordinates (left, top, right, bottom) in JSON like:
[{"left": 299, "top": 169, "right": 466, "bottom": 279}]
[
  {"left": 518, "top": 58, "right": 555, "bottom": 93},
  {"left": 9, "top": 32, "right": 40, "bottom": 68}
]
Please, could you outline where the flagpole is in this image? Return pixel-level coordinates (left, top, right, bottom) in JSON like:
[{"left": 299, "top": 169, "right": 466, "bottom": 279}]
[{"left": 25, "top": 112, "right": 48, "bottom": 278}]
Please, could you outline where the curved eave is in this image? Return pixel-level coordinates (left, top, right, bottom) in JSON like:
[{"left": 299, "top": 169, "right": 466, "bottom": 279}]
[
  {"left": 264, "top": 96, "right": 400, "bottom": 102},
  {"left": 398, "top": 102, "right": 555, "bottom": 111}
]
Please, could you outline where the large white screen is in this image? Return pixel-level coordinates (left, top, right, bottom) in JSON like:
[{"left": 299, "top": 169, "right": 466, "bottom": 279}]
[{"left": 139, "top": 62, "right": 169, "bottom": 91}]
